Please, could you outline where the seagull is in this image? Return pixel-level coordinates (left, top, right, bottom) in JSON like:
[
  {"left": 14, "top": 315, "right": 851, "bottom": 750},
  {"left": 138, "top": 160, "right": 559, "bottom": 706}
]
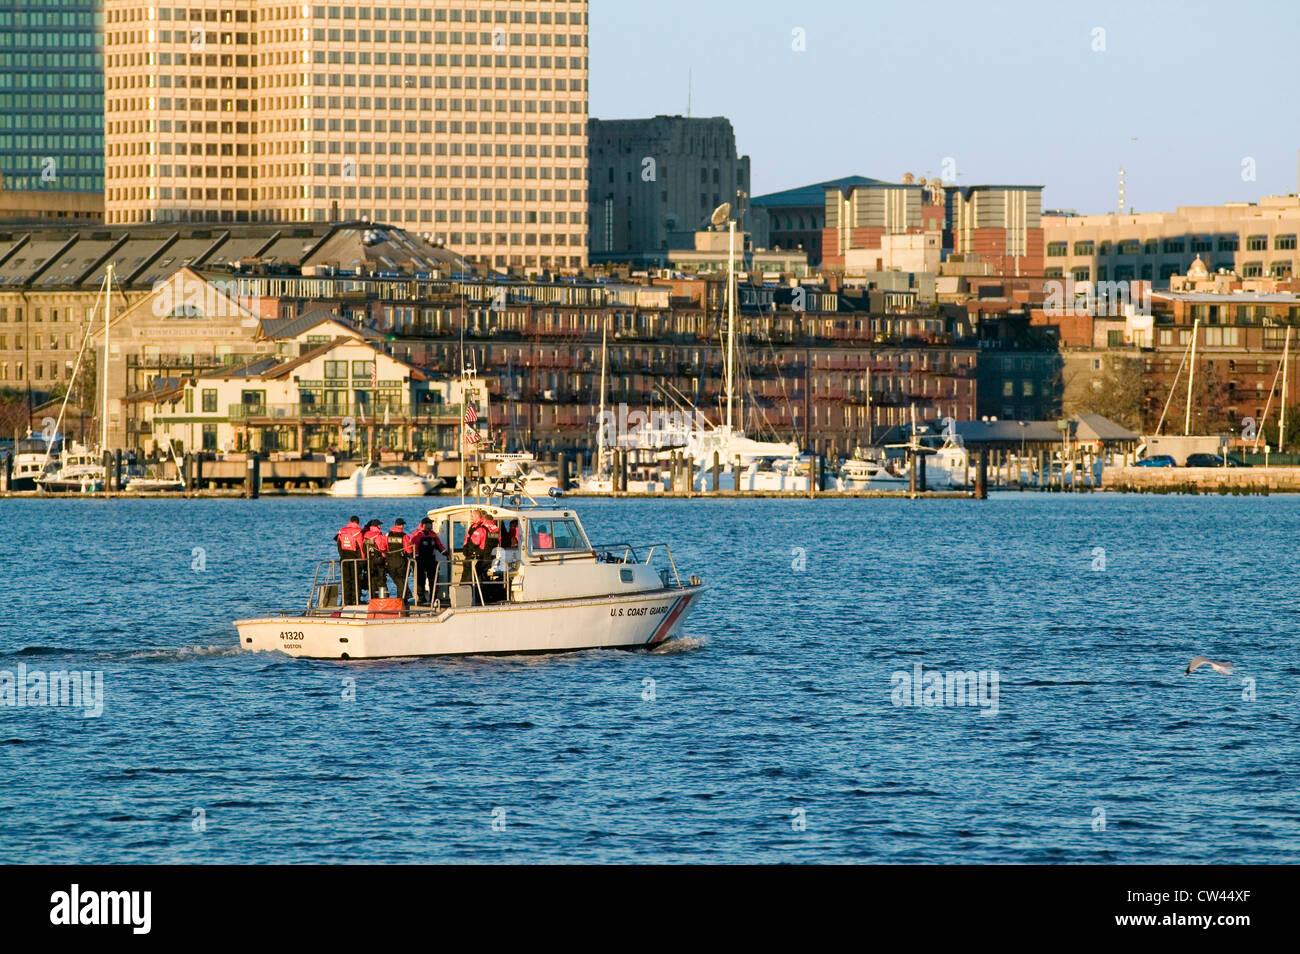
[{"left": 1185, "top": 656, "right": 1233, "bottom": 676}]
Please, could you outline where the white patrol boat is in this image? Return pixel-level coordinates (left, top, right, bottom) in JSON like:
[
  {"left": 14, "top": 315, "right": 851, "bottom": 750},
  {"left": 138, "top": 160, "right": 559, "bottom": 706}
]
[{"left": 233, "top": 486, "right": 704, "bottom": 659}]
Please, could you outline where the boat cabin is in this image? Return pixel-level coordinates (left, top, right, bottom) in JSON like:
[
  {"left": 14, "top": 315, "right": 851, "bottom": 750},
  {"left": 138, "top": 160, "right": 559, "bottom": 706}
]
[{"left": 307, "top": 501, "right": 685, "bottom": 616}]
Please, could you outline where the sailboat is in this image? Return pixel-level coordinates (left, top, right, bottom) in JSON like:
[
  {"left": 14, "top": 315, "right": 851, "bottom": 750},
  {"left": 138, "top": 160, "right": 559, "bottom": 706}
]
[
  {"left": 124, "top": 440, "right": 187, "bottom": 492},
  {"left": 38, "top": 265, "right": 113, "bottom": 494},
  {"left": 576, "top": 318, "right": 663, "bottom": 494},
  {"left": 677, "top": 202, "right": 817, "bottom": 492}
]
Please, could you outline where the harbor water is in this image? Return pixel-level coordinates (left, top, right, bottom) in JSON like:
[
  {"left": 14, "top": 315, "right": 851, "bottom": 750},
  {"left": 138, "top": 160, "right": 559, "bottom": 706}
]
[{"left": 1, "top": 495, "right": 1297, "bottom": 863}]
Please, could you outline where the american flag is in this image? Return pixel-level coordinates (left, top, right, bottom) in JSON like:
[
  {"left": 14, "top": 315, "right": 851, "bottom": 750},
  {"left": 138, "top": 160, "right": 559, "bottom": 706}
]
[
  {"left": 463, "top": 404, "right": 478, "bottom": 424},
  {"left": 463, "top": 427, "right": 482, "bottom": 445}
]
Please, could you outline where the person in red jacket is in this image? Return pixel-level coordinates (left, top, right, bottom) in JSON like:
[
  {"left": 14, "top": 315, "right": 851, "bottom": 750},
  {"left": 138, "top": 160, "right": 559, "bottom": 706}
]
[
  {"left": 361, "top": 519, "right": 388, "bottom": 598},
  {"left": 385, "top": 518, "right": 413, "bottom": 600},
  {"left": 410, "top": 517, "right": 447, "bottom": 606},
  {"left": 461, "top": 509, "right": 500, "bottom": 589},
  {"left": 334, "top": 515, "right": 364, "bottom": 604}
]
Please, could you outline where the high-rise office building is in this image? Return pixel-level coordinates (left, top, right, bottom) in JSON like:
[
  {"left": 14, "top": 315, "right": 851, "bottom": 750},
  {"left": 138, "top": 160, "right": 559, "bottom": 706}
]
[
  {"left": 0, "top": 0, "right": 105, "bottom": 220},
  {"left": 102, "top": 0, "right": 589, "bottom": 272},
  {"left": 587, "top": 115, "right": 751, "bottom": 265}
]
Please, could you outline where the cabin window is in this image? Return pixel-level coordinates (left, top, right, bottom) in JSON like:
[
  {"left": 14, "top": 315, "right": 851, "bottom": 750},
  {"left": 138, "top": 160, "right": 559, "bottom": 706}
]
[{"left": 527, "top": 517, "right": 586, "bottom": 553}]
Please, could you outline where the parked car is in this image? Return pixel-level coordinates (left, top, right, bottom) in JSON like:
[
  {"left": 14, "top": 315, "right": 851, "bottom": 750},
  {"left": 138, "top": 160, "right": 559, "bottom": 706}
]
[
  {"left": 1134, "top": 455, "right": 1176, "bottom": 467},
  {"left": 1185, "top": 453, "right": 1249, "bottom": 467}
]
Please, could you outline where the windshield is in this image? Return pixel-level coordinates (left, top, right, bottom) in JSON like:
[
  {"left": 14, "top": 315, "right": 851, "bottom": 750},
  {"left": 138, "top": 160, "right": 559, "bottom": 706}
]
[{"left": 527, "top": 517, "right": 588, "bottom": 553}]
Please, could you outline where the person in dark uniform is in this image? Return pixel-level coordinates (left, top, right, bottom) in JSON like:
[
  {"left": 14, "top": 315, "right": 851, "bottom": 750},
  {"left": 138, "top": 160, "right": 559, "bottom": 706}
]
[
  {"left": 361, "top": 519, "right": 388, "bottom": 599},
  {"left": 410, "top": 517, "right": 447, "bottom": 606},
  {"left": 334, "top": 515, "right": 365, "bottom": 605},
  {"left": 386, "top": 518, "right": 413, "bottom": 601}
]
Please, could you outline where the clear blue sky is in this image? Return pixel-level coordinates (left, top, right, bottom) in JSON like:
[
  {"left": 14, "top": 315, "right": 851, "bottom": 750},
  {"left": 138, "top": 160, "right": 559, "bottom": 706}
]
[{"left": 589, "top": 0, "right": 1299, "bottom": 214}]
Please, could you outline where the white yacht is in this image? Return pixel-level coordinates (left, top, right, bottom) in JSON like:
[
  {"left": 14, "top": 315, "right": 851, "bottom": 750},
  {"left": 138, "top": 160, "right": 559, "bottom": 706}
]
[
  {"left": 9, "top": 431, "right": 61, "bottom": 490},
  {"left": 838, "top": 456, "right": 909, "bottom": 491},
  {"left": 38, "top": 442, "right": 106, "bottom": 494},
  {"left": 328, "top": 462, "right": 443, "bottom": 497},
  {"left": 234, "top": 497, "right": 704, "bottom": 659}
]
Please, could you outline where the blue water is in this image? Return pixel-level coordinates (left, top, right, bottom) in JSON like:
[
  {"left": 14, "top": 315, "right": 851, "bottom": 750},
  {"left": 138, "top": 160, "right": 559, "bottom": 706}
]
[{"left": 1, "top": 494, "right": 1297, "bottom": 863}]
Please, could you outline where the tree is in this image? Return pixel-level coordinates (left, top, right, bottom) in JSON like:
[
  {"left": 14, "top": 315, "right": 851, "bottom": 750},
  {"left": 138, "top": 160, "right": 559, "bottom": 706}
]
[
  {"left": 1155, "top": 359, "right": 1233, "bottom": 435},
  {"left": 1065, "top": 355, "right": 1145, "bottom": 431}
]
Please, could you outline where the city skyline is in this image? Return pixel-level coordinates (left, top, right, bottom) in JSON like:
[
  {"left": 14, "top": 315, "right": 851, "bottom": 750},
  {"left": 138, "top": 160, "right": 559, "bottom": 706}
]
[{"left": 590, "top": 0, "right": 1300, "bottom": 214}]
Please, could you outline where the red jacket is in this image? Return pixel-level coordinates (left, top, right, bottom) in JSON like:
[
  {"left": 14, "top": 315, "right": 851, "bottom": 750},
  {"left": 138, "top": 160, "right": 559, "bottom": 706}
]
[
  {"left": 388, "top": 525, "right": 413, "bottom": 555},
  {"left": 362, "top": 526, "right": 388, "bottom": 554},
  {"left": 467, "top": 517, "right": 499, "bottom": 549},
  {"left": 411, "top": 527, "right": 447, "bottom": 557},
  {"left": 335, "top": 522, "right": 363, "bottom": 554}
]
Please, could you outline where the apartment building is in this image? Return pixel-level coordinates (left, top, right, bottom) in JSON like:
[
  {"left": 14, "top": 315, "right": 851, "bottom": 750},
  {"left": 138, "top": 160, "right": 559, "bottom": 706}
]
[
  {"left": 1043, "top": 194, "right": 1300, "bottom": 288},
  {"left": 101, "top": 0, "right": 590, "bottom": 272}
]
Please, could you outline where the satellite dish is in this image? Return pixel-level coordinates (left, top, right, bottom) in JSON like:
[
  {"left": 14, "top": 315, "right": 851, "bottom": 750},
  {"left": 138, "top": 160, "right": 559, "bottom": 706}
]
[{"left": 710, "top": 203, "right": 732, "bottom": 228}]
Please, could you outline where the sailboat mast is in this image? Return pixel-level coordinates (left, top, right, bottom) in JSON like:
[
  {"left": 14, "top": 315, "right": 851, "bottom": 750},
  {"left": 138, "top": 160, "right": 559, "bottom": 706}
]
[
  {"left": 1183, "top": 318, "right": 1199, "bottom": 436},
  {"left": 101, "top": 264, "right": 112, "bottom": 454},
  {"left": 597, "top": 318, "right": 608, "bottom": 473},
  {"left": 726, "top": 218, "right": 735, "bottom": 435},
  {"left": 865, "top": 364, "right": 873, "bottom": 446},
  {"left": 1281, "top": 325, "right": 1292, "bottom": 454}
]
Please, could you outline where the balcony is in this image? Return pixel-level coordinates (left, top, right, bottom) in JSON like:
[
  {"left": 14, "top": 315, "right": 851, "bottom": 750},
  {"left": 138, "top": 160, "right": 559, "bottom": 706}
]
[{"left": 228, "top": 402, "right": 465, "bottom": 423}]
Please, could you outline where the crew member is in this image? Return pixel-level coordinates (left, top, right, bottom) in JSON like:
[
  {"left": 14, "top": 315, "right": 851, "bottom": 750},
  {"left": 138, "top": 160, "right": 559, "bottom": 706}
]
[
  {"left": 361, "top": 519, "right": 388, "bottom": 598},
  {"left": 386, "top": 518, "right": 413, "bottom": 600},
  {"left": 461, "top": 509, "right": 500, "bottom": 594},
  {"left": 334, "top": 515, "right": 365, "bottom": 604},
  {"left": 411, "top": 517, "right": 447, "bottom": 606}
]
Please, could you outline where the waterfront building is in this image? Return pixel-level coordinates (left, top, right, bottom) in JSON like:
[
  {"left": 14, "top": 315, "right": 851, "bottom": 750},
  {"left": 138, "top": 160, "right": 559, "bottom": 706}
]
[
  {"left": 150, "top": 332, "right": 456, "bottom": 456},
  {"left": 101, "top": 0, "right": 590, "bottom": 273}
]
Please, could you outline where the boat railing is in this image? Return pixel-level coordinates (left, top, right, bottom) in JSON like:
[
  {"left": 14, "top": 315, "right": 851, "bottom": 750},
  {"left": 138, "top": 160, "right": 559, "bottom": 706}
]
[
  {"left": 589, "top": 541, "right": 683, "bottom": 588},
  {"left": 304, "top": 556, "right": 515, "bottom": 616}
]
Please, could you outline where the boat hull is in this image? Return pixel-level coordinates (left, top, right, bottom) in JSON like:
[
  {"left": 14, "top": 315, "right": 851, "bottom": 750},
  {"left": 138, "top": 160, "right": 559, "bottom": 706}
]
[{"left": 234, "top": 585, "right": 704, "bottom": 659}]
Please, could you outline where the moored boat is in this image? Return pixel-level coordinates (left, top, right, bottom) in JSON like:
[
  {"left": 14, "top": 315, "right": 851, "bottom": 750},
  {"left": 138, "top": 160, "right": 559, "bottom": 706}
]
[{"left": 328, "top": 462, "right": 443, "bottom": 497}]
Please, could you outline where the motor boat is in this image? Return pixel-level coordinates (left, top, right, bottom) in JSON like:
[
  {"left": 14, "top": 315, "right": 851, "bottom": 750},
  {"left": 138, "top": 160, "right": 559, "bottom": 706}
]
[
  {"left": 233, "top": 495, "right": 704, "bottom": 659},
  {"left": 37, "top": 442, "right": 106, "bottom": 494},
  {"left": 837, "top": 456, "right": 909, "bottom": 491},
  {"left": 328, "top": 462, "right": 442, "bottom": 497},
  {"left": 8, "top": 431, "right": 61, "bottom": 490}
]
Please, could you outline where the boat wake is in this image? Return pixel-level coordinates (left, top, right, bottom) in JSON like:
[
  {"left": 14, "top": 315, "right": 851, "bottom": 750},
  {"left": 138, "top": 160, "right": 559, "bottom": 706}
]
[
  {"left": 651, "top": 635, "right": 705, "bottom": 655},
  {"left": 0, "top": 643, "right": 240, "bottom": 662}
]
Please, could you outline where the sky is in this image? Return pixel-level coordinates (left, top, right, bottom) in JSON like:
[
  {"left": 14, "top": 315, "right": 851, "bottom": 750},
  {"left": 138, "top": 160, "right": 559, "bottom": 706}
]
[{"left": 589, "top": 0, "right": 1300, "bottom": 214}]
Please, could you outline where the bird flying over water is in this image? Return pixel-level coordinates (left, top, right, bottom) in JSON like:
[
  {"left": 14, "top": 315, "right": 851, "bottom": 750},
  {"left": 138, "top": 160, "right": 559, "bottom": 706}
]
[{"left": 1185, "top": 656, "right": 1233, "bottom": 676}]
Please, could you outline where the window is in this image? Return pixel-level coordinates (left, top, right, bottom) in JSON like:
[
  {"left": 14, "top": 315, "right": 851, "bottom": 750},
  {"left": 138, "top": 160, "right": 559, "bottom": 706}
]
[
  {"left": 1246, "top": 235, "right": 1268, "bottom": 251},
  {"left": 351, "top": 360, "right": 375, "bottom": 378},
  {"left": 201, "top": 389, "right": 217, "bottom": 412},
  {"left": 527, "top": 518, "right": 587, "bottom": 553},
  {"left": 1276, "top": 234, "right": 1297, "bottom": 250},
  {"left": 1046, "top": 242, "right": 1066, "bottom": 257},
  {"left": 324, "top": 360, "right": 348, "bottom": 379},
  {"left": 1072, "top": 241, "right": 1094, "bottom": 256}
]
